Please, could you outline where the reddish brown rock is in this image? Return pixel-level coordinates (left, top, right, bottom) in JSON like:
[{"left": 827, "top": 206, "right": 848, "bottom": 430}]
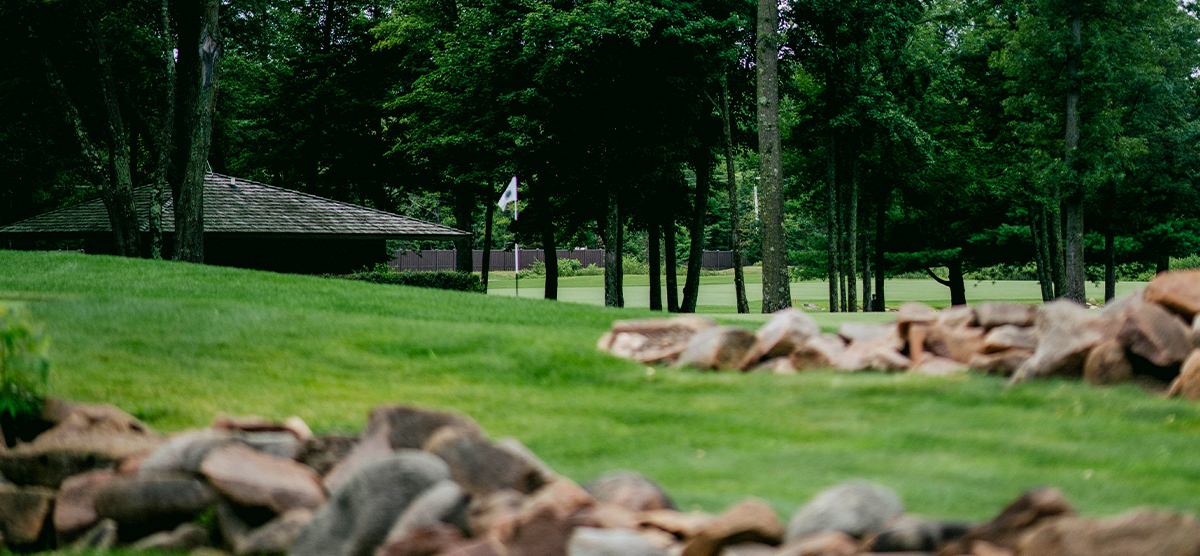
[
  {"left": 896, "top": 302, "right": 939, "bottom": 330},
  {"left": 201, "top": 443, "right": 325, "bottom": 513},
  {"left": 299, "top": 435, "right": 358, "bottom": 477},
  {"left": 638, "top": 509, "right": 716, "bottom": 540},
  {"left": 212, "top": 414, "right": 313, "bottom": 440},
  {"left": 969, "top": 349, "right": 1034, "bottom": 376},
  {"left": 926, "top": 324, "right": 986, "bottom": 364},
  {"left": 936, "top": 306, "right": 977, "bottom": 329},
  {"left": 974, "top": 303, "right": 1036, "bottom": 330},
  {"left": 1020, "top": 509, "right": 1200, "bottom": 556},
  {"left": 983, "top": 326, "right": 1039, "bottom": 354},
  {"left": 680, "top": 499, "right": 783, "bottom": 556},
  {"left": 740, "top": 309, "right": 821, "bottom": 368},
  {"left": 676, "top": 327, "right": 758, "bottom": 371},
  {"left": 790, "top": 335, "right": 849, "bottom": 372},
  {"left": 584, "top": 472, "right": 674, "bottom": 512},
  {"left": 1118, "top": 299, "right": 1193, "bottom": 368},
  {"left": 840, "top": 340, "right": 911, "bottom": 372},
  {"left": 1143, "top": 269, "right": 1200, "bottom": 320},
  {"left": 519, "top": 477, "right": 595, "bottom": 524},
  {"left": 424, "top": 426, "right": 547, "bottom": 496},
  {"left": 1011, "top": 301, "right": 1120, "bottom": 383},
  {"left": 440, "top": 538, "right": 507, "bottom": 556},
  {"left": 837, "top": 322, "right": 903, "bottom": 351},
  {"left": 1083, "top": 339, "right": 1134, "bottom": 386},
  {"left": 508, "top": 502, "right": 576, "bottom": 556},
  {"left": 376, "top": 523, "right": 466, "bottom": 556},
  {"left": 128, "top": 522, "right": 210, "bottom": 552},
  {"left": 603, "top": 317, "right": 720, "bottom": 364},
  {"left": 573, "top": 502, "right": 641, "bottom": 530},
  {"left": 936, "top": 488, "right": 1073, "bottom": 556},
  {"left": 0, "top": 483, "right": 54, "bottom": 545},
  {"left": 1166, "top": 350, "right": 1200, "bottom": 399},
  {"left": 908, "top": 323, "right": 930, "bottom": 363},
  {"left": 323, "top": 405, "right": 482, "bottom": 491},
  {"left": 53, "top": 469, "right": 117, "bottom": 536},
  {"left": 467, "top": 489, "right": 526, "bottom": 539},
  {"left": 911, "top": 355, "right": 969, "bottom": 377},
  {"left": 775, "top": 531, "right": 859, "bottom": 556},
  {"left": 750, "top": 357, "right": 798, "bottom": 374},
  {"left": 39, "top": 398, "right": 152, "bottom": 436}
]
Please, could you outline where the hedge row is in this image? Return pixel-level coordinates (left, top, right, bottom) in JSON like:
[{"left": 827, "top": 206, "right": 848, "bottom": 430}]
[{"left": 334, "top": 268, "right": 484, "bottom": 292}]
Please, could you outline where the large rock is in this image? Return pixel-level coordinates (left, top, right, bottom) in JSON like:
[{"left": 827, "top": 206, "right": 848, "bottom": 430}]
[
  {"left": 424, "top": 426, "right": 546, "bottom": 496},
  {"left": 790, "top": 335, "right": 849, "bottom": 372},
  {"left": 1020, "top": 509, "right": 1200, "bottom": 556},
  {"left": 969, "top": 349, "right": 1033, "bottom": 377},
  {"left": 506, "top": 495, "right": 578, "bottom": 556},
  {"left": 288, "top": 450, "right": 450, "bottom": 556},
  {"left": 467, "top": 489, "right": 526, "bottom": 539},
  {"left": 1166, "top": 350, "right": 1200, "bottom": 400},
  {"left": 383, "top": 480, "right": 467, "bottom": 547},
  {"left": 895, "top": 302, "right": 939, "bottom": 331},
  {"left": 569, "top": 527, "right": 666, "bottom": 556},
  {"left": 66, "top": 518, "right": 119, "bottom": 553},
  {"left": 1143, "top": 269, "right": 1200, "bottom": 320},
  {"left": 910, "top": 354, "right": 970, "bottom": 377},
  {"left": 201, "top": 443, "right": 326, "bottom": 513},
  {"left": 740, "top": 309, "right": 821, "bottom": 368},
  {"left": 1117, "top": 299, "right": 1193, "bottom": 368},
  {"left": 601, "top": 317, "right": 719, "bottom": 364},
  {"left": 926, "top": 324, "right": 986, "bottom": 365},
  {"left": 637, "top": 510, "right": 715, "bottom": 540},
  {"left": 983, "top": 326, "right": 1039, "bottom": 353},
  {"left": 128, "top": 522, "right": 210, "bottom": 553},
  {"left": 93, "top": 474, "right": 219, "bottom": 526},
  {"left": 936, "top": 306, "right": 977, "bottom": 329},
  {"left": 1011, "top": 301, "right": 1120, "bottom": 383},
  {"left": 377, "top": 523, "right": 466, "bottom": 556},
  {"left": 837, "top": 322, "right": 903, "bottom": 351},
  {"left": 975, "top": 303, "right": 1036, "bottom": 330},
  {"left": 1083, "top": 339, "right": 1134, "bottom": 386},
  {"left": 584, "top": 472, "right": 674, "bottom": 512},
  {"left": 676, "top": 327, "right": 758, "bottom": 371},
  {"left": 868, "top": 516, "right": 972, "bottom": 552},
  {"left": 774, "top": 531, "right": 859, "bottom": 556},
  {"left": 935, "top": 488, "right": 1072, "bottom": 556},
  {"left": 680, "top": 499, "right": 782, "bottom": 556},
  {"left": 323, "top": 405, "right": 481, "bottom": 491},
  {"left": 53, "top": 469, "right": 117, "bottom": 537},
  {"left": 784, "top": 481, "right": 902, "bottom": 542},
  {"left": 0, "top": 483, "right": 54, "bottom": 546},
  {"left": 140, "top": 429, "right": 238, "bottom": 476},
  {"left": 839, "top": 340, "right": 911, "bottom": 372},
  {"left": 0, "top": 451, "right": 120, "bottom": 489}
]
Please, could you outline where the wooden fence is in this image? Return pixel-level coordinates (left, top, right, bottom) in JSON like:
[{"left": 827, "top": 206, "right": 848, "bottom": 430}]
[{"left": 389, "top": 249, "right": 736, "bottom": 272}]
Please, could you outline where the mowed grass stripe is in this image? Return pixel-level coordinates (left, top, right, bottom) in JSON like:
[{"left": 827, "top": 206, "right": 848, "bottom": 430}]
[{"left": 1, "top": 250, "right": 1197, "bottom": 520}]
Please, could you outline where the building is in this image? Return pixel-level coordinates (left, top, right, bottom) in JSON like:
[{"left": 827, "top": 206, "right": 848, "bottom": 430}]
[{"left": 0, "top": 173, "right": 469, "bottom": 274}]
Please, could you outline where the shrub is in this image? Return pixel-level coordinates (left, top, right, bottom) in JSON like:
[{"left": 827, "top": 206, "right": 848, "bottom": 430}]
[
  {"left": 338, "top": 264, "right": 483, "bottom": 292},
  {"left": 1173, "top": 254, "right": 1200, "bottom": 271},
  {"left": 0, "top": 304, "right": 50, "bottom": 420}
]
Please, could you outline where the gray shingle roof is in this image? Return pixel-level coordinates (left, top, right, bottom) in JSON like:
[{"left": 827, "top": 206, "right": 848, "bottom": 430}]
[{"left": 1, "top": 173, "right": 469, "bottom": 240}]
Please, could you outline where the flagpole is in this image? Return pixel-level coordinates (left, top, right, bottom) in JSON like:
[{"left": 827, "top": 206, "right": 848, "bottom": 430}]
[{"left": 515, "top": 243, "right": 520, "bottom": 297}]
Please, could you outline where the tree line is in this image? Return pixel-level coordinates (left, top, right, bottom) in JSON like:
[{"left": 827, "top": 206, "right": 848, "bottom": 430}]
[{"left": 2, "top": 0, "right": 1198, "bottom": 311}]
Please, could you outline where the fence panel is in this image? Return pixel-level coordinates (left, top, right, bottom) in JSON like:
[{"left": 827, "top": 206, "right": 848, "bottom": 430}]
[{"left": 390, "top": 248, "right": 737, "bottom": 272}]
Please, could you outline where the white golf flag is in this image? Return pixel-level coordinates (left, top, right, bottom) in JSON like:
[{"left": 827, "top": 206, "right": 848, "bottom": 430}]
[{"left": 498, "top": 176, "right": 518, "bottom": 220}]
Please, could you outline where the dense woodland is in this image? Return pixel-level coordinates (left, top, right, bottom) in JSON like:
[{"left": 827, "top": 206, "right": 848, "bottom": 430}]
[{"left": 2, "top": 0, "right": 1199, "bottom": 312}]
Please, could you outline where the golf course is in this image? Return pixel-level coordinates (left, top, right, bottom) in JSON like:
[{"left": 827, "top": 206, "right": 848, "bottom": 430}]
[{"left": 2, "top": 249, "right": 1197, "bottom": 522}]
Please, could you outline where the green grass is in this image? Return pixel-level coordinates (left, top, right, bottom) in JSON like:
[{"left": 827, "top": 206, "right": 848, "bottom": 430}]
[{"left": 1, "top": 250, "right": 1197, "bottom": 523}]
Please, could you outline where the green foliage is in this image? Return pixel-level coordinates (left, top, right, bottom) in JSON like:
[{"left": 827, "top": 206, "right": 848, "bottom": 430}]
[
  {"left": 337, "top": 264, "right": 483, "bottom": 293},
  {"left": 1173, "top": 255, "right": 1200, "bottom": 271},
  {"left": 0, "top": 304, "right": 50, "bottom": 419}
]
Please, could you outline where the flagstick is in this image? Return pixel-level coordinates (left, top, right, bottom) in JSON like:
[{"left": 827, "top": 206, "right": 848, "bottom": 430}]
[{"left": 515, "top": 243, "right": 520, "bottom": 297}]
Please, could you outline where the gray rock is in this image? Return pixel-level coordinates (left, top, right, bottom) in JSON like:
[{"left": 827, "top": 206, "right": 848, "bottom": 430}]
[
  {"left": 676, "top": 327, "right": 758, "bottom": 371},
  {"left": 288, "top": 450, "right": 451, "bottom": 556},
  {"left": 0, "top": 451, "right": 120, "bottom": 489},
  {"left": 298, "top": 435, "right": 357, "bottom": 477},
  {"left": 584, "top": 471, "right": 675, "bottom": 512},
  {"left": 383, "top": 480, "right": 467, "bottom": 545},
  {"left": 94, "top": 474, "right": 218, "bottom": 526},
  {"left": 235, "top": 509, "right": 314, "bottom": 555},
  {"left": 65, "top": 518, "right": 119, "bottom": 554},
  {"left": 239, "top": 432, "right": 303, "bottom": 461},
  {"left": 784, "top": 481, "right": 903, "bottom": 542},
  {"left": 423, "top": 426, "right": 546, "bottom": 496},
  {"left": 0, "top": 483, "right": 55, "bottom": 546},
  {"left": 139, "top": 429, "right": 238, "bottom": 476},
  {"left": 569, "top": 527, "right": 666, "bottom": 556}
]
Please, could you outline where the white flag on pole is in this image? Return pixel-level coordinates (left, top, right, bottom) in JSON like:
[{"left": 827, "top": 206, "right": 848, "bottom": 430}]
[{"left": 498, "top": 176, "right": 518, "bottom": 220}]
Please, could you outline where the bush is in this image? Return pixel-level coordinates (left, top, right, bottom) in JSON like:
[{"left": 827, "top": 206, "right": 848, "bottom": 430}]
[
  {"left": 1173, "top": 254, "right": 1200, "bottom": 271},
  {"left": 0, "top": 304, "right": 50, "bottom": 420},
  {"left": 338, "top": 264, "right": 483, "bottom": 292}
]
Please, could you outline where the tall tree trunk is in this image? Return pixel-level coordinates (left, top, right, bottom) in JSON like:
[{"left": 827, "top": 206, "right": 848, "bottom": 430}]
[
  {"left": 681, "top": 155, "right": 711, "bottom": 313},
  {"left": 757, "top": 0, "right": 790, "bottom": 314},
  {"left": 649, "top": 223, "right": 662, "bottom": 311},
  {"left": 827, "top": 135, "right": 841, "bottom": 312},
  {"left": 1104, "top": 229, "right": 1115, "bottom": 302},
  {"left": 1157, "top": 255, "right": 1170, "bottom": 274},
  {"left": 173, "top": 0, "right": 221, "bottom": 263},
  {"left": 1050, "top": 202, "right": 1066, "bottom": 297},
  {"left": 847, "top": 155, "right": 859, "bottom": 312},
  {"left": 875, "top": 190, "right": 887, "bottom": 312},
  {"left": 926, "top": 260, "right": 966, "bottom": 306},
  {"left": 666, "top": 217, "right": 679, "bottom": 312},
  {"left": 862, "top": 204, "right": 873, "bottom": 312},
  {"left": 1032, "top": 208, "right": 1054, "bottom": 302},
  {"left": 150, "top": 0, "right": 176, "bottom": 260},
  {"left": 543, "top": 218, "right": 558, "bottom": 300},
  {"left": 616, "top": 215, "right": 624, "bottom": 308},
  {"left": 1061, "top": 0, "right": 1085, "bottom": 303},
  {"left": 481, "top": 198, "right": 494, "bottom": 293},
  {"left": 454, "top": 189, "right": 475, "bottom": 273},
  {"left": 722, "top": 78, "right": 750, "bottom": 314},
  {"left": 604, "top": 193, "right": 621, "bottom": 307}
]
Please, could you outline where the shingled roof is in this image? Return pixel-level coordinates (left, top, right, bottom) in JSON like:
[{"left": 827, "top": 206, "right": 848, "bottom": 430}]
[{"left": 0, "top": 173, "right": 469, "bottom": 240}]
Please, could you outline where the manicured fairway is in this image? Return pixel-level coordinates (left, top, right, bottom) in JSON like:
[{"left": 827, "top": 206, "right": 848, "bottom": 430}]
[{"left": 1, "top": 250, "right": 1195, "bottom": 522}]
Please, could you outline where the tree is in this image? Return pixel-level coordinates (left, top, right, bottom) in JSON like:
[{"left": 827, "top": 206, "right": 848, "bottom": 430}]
[{"left": 758, "top": 0, "right": 789, "bottom": 313}]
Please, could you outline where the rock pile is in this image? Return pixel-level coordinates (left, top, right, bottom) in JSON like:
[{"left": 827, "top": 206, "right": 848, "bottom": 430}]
[
  {"left": 1, "top": 399, "right": 1199, "bottom": 556},
  {"left": 599, "top": 269, "right": 1200, "bottom": 395}
]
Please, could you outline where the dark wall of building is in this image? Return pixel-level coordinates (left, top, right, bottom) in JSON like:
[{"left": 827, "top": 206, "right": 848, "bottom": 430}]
[{"left": 205, "top": 236, "right": 388, "bottom": 274}]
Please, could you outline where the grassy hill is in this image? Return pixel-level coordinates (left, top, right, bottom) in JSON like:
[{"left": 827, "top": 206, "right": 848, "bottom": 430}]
[{"left": 2, "top": 250, "right": 1199, "bottom": 521}]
